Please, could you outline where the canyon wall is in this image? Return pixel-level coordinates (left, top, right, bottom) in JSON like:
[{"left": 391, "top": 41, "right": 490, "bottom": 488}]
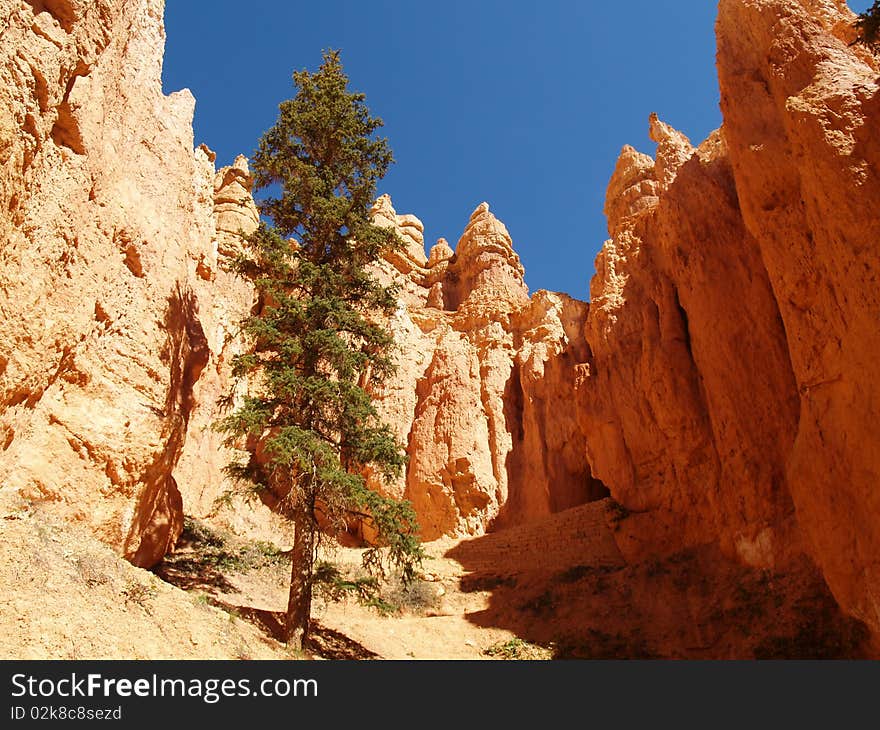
[
  {"left": 717, "top": 0, "right": 880, "bottom": 633},
  {"left": 0, "top": 0, "right": 254, "bottom": 566},
  {"left": 0, "top": 0, "right": 598, "bottom": 563},
  {"left": 3, "top": 0, "right": 880, "bottom": 645},
  {"left": 578, "top": 0, "right": 880, "bottom": 635}
]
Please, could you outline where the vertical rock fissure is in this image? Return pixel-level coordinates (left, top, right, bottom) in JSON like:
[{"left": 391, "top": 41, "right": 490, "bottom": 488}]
[
  {"left": 671, "top": 287, "right": 693, "bottom": 361},
  {"left": 50, "top": 62, "right": 90, "bottom": 154}
]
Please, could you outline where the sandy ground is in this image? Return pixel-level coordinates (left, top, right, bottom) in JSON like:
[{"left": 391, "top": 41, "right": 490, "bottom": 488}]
[
  {"left": 1, "top": 499, "right": 871, "bottom": 660},
  {"left": 0, "top": 506, "right": 543, "bottom": 660},
  {"left": 214, "top": 536, "right": 533, "bottom": 660},
  {"left": 0, "top": 508, "right": 296, "bottom": 659}
]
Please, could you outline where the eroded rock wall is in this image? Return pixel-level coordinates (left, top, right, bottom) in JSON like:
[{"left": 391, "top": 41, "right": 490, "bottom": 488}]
[
  {"left": 0, "top": 0, "right": 244, "bottom": 566},
  {"left": 579, "top": 122, "right": 802, "bottom": 567},
  {"left": 717, "top": 0, "right": 880, "bottom": 631},
  {"left": 0, "top": 0, "right": 595, "bottom": 565},
  {"left": 369, "top": 198, "right": 601, "bottom": 541},
  {"left": 580, "top": 0, "right": 880, "bottom": 636}
]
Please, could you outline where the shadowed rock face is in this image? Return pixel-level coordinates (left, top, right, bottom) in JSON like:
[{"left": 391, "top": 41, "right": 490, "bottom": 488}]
[
  {"left": 716, "top": 0, "right": 880, "bottom": 633},
  {"left": 578, "top": 0, "right": 880, "bottom": 638},
  {"left": 580, "top": 121, "right": 802, "bottom": 562}
]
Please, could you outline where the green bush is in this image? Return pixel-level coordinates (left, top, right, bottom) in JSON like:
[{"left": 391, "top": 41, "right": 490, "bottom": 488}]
[{"left": 854, "top": 1, "right": 880, "bottom": 46}]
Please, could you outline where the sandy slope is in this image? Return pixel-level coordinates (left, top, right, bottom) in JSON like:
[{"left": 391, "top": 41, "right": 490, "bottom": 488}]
[
  {"left": 0, "top": 506, "right": 531, "bottom": 660},
  {"left": 0, "top": 508, "right": 293, "bottom": 660}
]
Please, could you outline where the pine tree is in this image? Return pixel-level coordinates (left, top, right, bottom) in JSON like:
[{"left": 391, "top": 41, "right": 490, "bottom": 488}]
[
  {"left": 216, "top": 50, "right": 423, "bottom": 650},
  {"left": 855, "top": 1, "right": 880, "bottom": 46}
]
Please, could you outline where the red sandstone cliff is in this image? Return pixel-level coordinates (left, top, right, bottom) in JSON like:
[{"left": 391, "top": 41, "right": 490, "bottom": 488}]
[{"left": 578, "top": 0, "right": 880, "bottom": 637}]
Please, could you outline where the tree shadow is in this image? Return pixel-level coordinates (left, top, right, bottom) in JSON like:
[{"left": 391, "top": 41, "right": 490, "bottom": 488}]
[
  {"left": 207, "top": 598, "right": 380, "bottom": 660},
  {"left": 308, "top": 621, "right": 381, "bottom": 660},
  {"left": 152, "top": 517, "right": 242, "bottom": 594},
  {"left": 153, "top": 554, "right": 240, "bottom": 594},
  {"left": 207, "top": 599, "right": 287, "bottom": 640}
]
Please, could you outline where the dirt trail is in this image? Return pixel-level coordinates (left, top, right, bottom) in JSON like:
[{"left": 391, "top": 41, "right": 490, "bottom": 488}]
[
  {"left": 209, "top": 501, "right": 623, "bottom": 659},
  {"left": 2, "top": 499, "right": 871, "bottom": 659}
]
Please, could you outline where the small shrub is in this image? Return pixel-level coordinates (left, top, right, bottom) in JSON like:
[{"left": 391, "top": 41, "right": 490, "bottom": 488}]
[
  {"left": 181, "top": 516, "right": 225, "bottom": 549},
  {"left": 521, "top": 590, "right": 556, "bottom": 616},
  {"left": 554, "top": 629, "right": 656, "bottom": 659},
  {"left": 483, "top": 637, "right": 551, "bottom": 660},
  {"left": 313, "top": 561, "right": 398, "bottom": 615},
  {"left": 171, "top": 517, "right": 287, "bottom": 573},
  {"left": 74, "top": 557, "right": 111, "bottom": 587},
  {"left": 122, "top": 579, "right": 157, "bottom": 612},
  {"left": 606, "top": 500, "right": 631, "bottom": 531},
  {"left": 312, "top": 561, "right": 442, "bottom": 617},
  {"left": 382, "top": 570, "right": 442, "bottom": 615},
  {"left": 459, "top": 573, "right": 517, "bottom": 592}
]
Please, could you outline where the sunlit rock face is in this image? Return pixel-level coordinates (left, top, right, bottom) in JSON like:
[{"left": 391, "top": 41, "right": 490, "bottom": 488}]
[
  {"left": 369, "top": 199, "right": 602, "bottom": 540},
  {"left": 0, "top": 0, "right": 254, "bottom": 567}
]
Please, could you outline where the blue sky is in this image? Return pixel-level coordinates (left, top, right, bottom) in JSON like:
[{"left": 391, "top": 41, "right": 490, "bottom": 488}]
[{"left": 163, "top": 1, "right": 872, "bottom": 299}]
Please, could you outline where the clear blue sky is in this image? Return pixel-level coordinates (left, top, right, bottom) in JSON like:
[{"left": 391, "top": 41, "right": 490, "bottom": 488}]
[{"left": 162, "top": 1, "right": 872, "bottom": 299}]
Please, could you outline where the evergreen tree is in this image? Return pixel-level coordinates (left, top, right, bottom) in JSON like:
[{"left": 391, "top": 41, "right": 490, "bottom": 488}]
[
  {"left": 216, "top": 50, "right": 423, "bottom": 650},
  {"left": 855, "top": 1, "right": 880, "bottom": 45}
]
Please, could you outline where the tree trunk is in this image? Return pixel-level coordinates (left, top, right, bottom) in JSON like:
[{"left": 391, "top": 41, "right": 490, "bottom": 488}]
[{"left": 285, "top": 509, "right": 314, "bottom": 650}]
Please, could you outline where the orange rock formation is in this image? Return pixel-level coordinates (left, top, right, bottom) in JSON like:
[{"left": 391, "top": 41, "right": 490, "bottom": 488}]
[
  {"left": 716, "top": 0, "right": 880, "bottom": 633},
  {"left": 368, "top": 197, "right": 604, "bottom": 540},
  {"left": 578, "top": 0, "right": 880, "bottom": 638},
  {"left": 0, "top": 0, "right": 249, "bottom": 566},
  {"left": 2, "top": 0, "right": 880, "bottom": 650}
]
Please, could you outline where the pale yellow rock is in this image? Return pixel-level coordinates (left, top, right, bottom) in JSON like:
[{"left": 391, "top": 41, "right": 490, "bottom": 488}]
[
  {"left": 0, "top": 0, "right": 238, "bottom": 567},
  {"left": 370, "top": 193, "right": 428, "bottom": 278},
  {"left": 428, "top": 238, "right": 454, "bottom": 267},
  {"left": 649, "top": 112, "right": 695, "bottom": 189},
  {"left": 173, "top": 157, "right": 288, "bottom": 543},
  {"left": 213, "top": 154, "right": 259, "bottom": 257}
]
